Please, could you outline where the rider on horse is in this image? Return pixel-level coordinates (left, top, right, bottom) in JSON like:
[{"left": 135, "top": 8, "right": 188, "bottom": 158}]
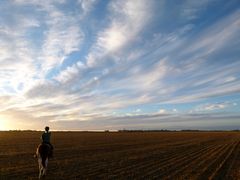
[{"left": 41, "top": 126, "right": 54, "bottom": 158}]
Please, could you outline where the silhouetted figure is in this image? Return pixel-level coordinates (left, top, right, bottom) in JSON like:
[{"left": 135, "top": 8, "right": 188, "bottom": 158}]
[{"left": 41, "top": 126, "right": 54, "bottom": 158}]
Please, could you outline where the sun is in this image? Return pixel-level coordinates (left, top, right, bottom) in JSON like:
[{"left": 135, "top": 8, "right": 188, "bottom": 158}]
[{"left": 0, "top": 119, "right": 9, "bottom": 130}]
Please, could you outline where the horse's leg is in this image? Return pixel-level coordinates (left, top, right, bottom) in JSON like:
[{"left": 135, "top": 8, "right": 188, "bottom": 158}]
[
  {"left": 39, "top": 167, "right": 42, "bottom": 179},
  {"left": 39, "top": 170, "right": 42, "bottom": 179},
  {"left": 43, "top": 158, "right": 48, "bottom": 176},
  {"left": 35, "top": 148, "right": 38, "bottom": 158},
  {"left": 38, "top": 158, "right": 43, "bottom": 179}
]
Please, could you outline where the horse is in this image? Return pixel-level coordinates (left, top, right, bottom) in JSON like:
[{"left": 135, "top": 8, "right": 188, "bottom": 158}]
[{"left": 35, "top": 143, "right": 51, "bottom": 179}]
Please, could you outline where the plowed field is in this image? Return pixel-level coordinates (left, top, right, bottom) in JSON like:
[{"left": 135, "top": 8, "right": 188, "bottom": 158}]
[{"left": 0, "top": 131, "right": 239, "bottom": 179}]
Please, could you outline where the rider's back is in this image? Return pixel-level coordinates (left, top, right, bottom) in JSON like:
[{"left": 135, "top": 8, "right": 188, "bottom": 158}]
[{"left": 42, "top": 132, "right": 51, "bottom": 144}]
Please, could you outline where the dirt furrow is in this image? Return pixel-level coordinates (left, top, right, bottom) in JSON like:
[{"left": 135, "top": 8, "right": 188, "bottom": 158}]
[
  {"left": 143, "top": 142, "right": 221, "bottom": 179},
  {"left": 211, "top": 141, "right": 240, "bottom": 180},
  {"left": 171, "top": 142, "right": 231, "bottom": 179},
  {"left": 197, "top": 141, "right": 237, "bottom": 180},
  {"left": 119, "top": 142, "right": 218, "bottom": 178},
  {"left": 114, "top": 144, "right": 205, "bottom": 177}
]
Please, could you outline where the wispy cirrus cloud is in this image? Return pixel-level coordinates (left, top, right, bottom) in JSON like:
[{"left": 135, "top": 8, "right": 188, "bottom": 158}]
[
  {"left": 181, "top": 0, "right": 214, "bottom": 20},
  {"left": 86, "top": 0, "right": 154, "bottom": 67},
  {"left": 78, "top": 0, "right": 98, "bottom": 15},
  {"left": 41, "top": 5, "right": 84, "bottom": 72},
  {"left": 0, "top": 0, "right": 240, "bottom": 130},
  {"left": 0, "top": 0, "right": 85, "bottom": 93}
]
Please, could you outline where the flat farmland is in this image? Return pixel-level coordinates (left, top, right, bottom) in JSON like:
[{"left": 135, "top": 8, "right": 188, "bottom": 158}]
[{"left": 0, "top": 131, "right": 239, "bottom": 179}]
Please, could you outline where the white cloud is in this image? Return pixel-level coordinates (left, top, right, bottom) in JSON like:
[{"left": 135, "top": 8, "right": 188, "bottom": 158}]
[
  {"left": 158, "top": 109, "right": 167, "bottom": 114},
  {"left": 78, "top": 0, "right": 98, "bottom": 14},
  {"left": 136, "top": 109, "right": 141, "bottom": 113},
  {"left": 55, "top": 62, "right": 86, "bottom": 83},
  {"left": 220, "top": 76, "right": 237, "bottom": 84},
  {"left": 195, "top": 102, "right": 237, "bottom": 111},
  {"left": 40, "top": 9, "right": 84, "bottom": 72},
  {"left": 0, "top": 0, "right": 85, "bottom": 94},
  {"left": 87, "top": 0, "right": 153, "bottom": 67},
  {"left": 97, "top": 23, "right": 127, "bottom": 52},
  {"left": 181, "top": 0, "right": 213, "bottom": 20},
  {"left": 184, "top": 10, "right": 240, "bottom": 55},
  {"left": 23, "top": 6, "right": 240, "bottom": 117},
  {"left": 0, "top": 1, "right": 239, "bottom": 131},
  {"left": 13, "top": 0, "right": 67, "bottom": 7},
  {"left": 102, "top": 57, "right": 172, "bottom": 100}
]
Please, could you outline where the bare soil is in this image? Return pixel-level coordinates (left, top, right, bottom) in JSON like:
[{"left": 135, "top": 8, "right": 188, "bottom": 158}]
[{"left": 0, "top": 131, "right": 239, "bottom": 179}]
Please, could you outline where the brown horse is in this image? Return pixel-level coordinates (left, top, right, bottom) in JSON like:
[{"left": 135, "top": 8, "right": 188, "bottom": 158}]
[{"left": 35, "top": 143, "right": 51, "bottom": 179}]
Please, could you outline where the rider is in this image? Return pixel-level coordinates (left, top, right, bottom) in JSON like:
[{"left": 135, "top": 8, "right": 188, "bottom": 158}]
[{"left": 41, "top": 126, "right": 54, "bottom": 158}]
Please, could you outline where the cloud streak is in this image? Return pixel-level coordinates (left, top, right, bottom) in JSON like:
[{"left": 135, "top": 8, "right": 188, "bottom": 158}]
[{"left": 0, "top": 0, "right": 240, "bottom": 130}]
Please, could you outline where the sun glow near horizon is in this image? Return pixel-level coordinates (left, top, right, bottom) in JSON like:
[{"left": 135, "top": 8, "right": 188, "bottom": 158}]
[
  {"left": 0, "top": 114, "right": 19, "bottom": 131},
  {"left": 0, "top": 119, "right": 10, "bottom": 131}
]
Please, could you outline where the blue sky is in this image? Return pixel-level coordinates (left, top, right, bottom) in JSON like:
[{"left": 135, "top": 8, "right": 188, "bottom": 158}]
[{"left": 0, "top": 0, "right": 240, "bottom": 130}]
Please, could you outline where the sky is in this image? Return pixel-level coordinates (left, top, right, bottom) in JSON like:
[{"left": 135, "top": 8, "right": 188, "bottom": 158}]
[{"left": 0, "top": 0, "right": 240, "bottom": 131}]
